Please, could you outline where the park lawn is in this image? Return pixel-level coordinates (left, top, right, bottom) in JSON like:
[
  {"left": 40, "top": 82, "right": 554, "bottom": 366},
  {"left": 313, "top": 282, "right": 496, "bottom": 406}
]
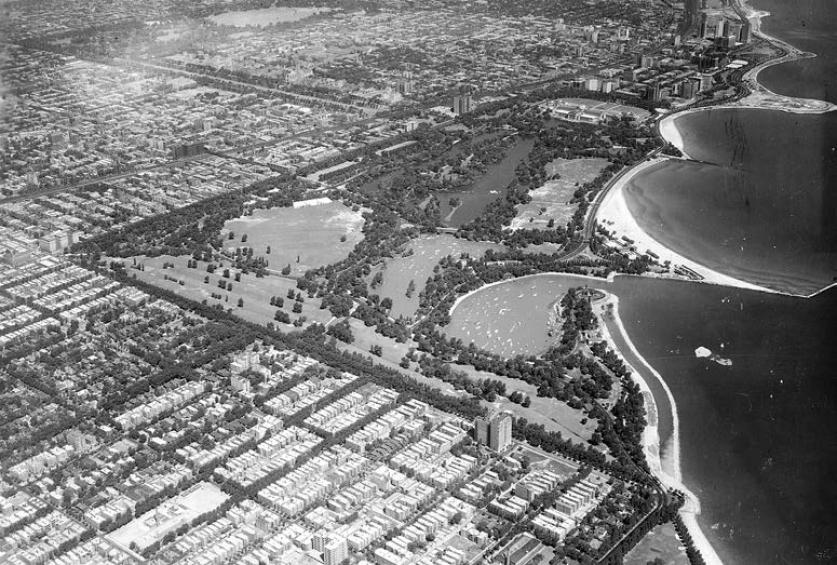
[
  {"left": 455, "top": 363, "right": 598, "bottom": 444},
  {"left": 510, "top": 157, "right": 610, "bottom": 231},
  {"left": 122, "top": 254, "right": 332, "bottom": 330},
  {"left": 374, "top": 234, "right": 503, "bottom": 320},
  {"left": 344, "top": 318, "right": 414, "bottom": 364},
  {"left": 345, "top": 317, "right": 596, "bottom": 445},
  {"left": 624, "top": 522, "right": 689, "bottom": 565},
  {"left": 221, "top": 201, "right": 364, "bottom": 277},
  {"left": 334, "top": 323, "right": 462, "bottom": 397}
]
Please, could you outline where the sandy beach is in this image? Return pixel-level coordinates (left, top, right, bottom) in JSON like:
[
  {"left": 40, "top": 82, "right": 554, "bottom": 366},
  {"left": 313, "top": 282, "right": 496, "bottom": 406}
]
[
  {"left": 657, "top": 115, "right": 690, "bottom": 159},
  {"left": 598, "top": 294, "right": 724, "bottom": 565},
  {"left": 595, "top": 157, "right": 778, "bottom": 295}
]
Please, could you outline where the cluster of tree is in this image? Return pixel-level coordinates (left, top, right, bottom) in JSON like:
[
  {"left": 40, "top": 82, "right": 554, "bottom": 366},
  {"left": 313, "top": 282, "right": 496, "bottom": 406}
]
[
  {"left": 230, "top": 248, "right": 269, "bottom": 277},
  {"left": 300, "top": 205, "right": 413, "bottom": 301},
  {"left": 350, "top": 295, "right": 411, "bottom": 343},
  {"left": 555, "top": 287, "right": 598, "bottom": 354},
  {"left": 320, "top": 293, "right": 353, "bottom": 317},
  {"left": 508, "top": 390, "right": 531, "bottom": 407},
  {"left": 672, "top": 512, "right": 708, "bottom": 565},
  {"left": 100, "top": 268, "right": 487, "bottom": 425},
  {"left": 415, "top": 354, "right": 506, "bottom": 401},
  {"left": 73, "top": 175, "right": 309, "bottom": 260},
  {"left": 457, "top": 111, "right": 658, "bottom": 245},
  {"left": 326, "top": 318, "right": 354, "bottom": 344}
]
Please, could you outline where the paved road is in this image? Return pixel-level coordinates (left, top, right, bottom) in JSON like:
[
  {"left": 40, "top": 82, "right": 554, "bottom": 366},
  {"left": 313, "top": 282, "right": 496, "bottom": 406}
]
[{"left": 560, "top": 147, "right": 664, "bottom": 261}]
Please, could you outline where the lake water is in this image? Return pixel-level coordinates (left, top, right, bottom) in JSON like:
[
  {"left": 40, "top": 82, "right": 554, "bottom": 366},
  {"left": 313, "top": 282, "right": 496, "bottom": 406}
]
[
  {"left": 439, "top": 137, "right": 534, "bottom": 227},
  {"left": 754, "top": 0, "right": 837, "bottom": 104},
  {"left": 612, "top": 0, "right": 837, "bottom": 559},
  {"left": 626, "top": 108, "right": 837, "bottom": 296},
  {"left": 615, "top": 277, "right": 837, "bottom": 564},
  {"left": 447, "top": 274, "right": 837, "bottom": 563}
]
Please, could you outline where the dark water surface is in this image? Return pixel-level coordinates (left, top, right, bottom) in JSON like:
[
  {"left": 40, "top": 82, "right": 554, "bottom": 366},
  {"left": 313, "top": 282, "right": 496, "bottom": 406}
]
[
  {"left": 616, "top": 1, "right": 837, "bottom": 559},
  {"left": 439, "top": 137, "right": 534, "bottom": 227},
  {"left": 612, "top": 277, "right": 837, "bottom": 564},
  {"left": 755, "top": 0, "right": 837, "bottom": 104},
  {"left": 626, "top": 108, "right": 837, "bottom": 295}
]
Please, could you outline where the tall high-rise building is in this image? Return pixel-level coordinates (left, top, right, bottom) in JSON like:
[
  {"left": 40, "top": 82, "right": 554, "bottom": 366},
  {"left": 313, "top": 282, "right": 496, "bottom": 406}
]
[
  {"left": 638, "top": 54, "right": 656, "bottom": 69},
  {"left": 324, "top": 535, "right": 348, "bottom": 565},
  {"left": 397, "top": 71, "right": 414, "bottom": 94},
  {"left": 727, "top": 21, "right": 743, "bottom": 43},
  {"left": 700, "top": 72, "right": 715, "bottom": 92},
  {"left": 700, "top": 14, "right": 723, "bottom": 39},
  {"left": 475, "top": 411, "right": 513, "bottom": 452},
  {"left": 681, "top": 77, "right": 699, "bottom": 99},
  {"left": 489, "top": 412, "right": 513, "bottom": 452},
  {"left": 475, "top": 417, "right": 490, "bottom": 444},
  {"left": 740, "top": 19, "right": 752, "bottom": 43},
  {"left": 453, "top": 85, "right": 474, "bottom": 116},
  {"left": 645, "top": 83, "right": 662, "bottom": 102}
]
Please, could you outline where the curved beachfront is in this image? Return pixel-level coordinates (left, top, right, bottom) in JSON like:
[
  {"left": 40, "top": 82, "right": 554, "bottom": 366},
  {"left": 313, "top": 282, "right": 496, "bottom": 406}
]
[
  {"left": 599, "top": 294, "right": 722, "bottom": 565},
  {"left": 587, "top": 0, "right": 837, "bottom": 560},
  {"left": 448, "top": 272, "right": 723, "bottom": 564}
]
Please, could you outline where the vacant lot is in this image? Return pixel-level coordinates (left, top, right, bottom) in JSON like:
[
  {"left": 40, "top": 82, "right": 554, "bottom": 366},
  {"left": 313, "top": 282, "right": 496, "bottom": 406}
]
[
  {"left": 109, "top": 482, "right": 227, "bottom": 552},
  {"left": 222, "top": 201, "right": 364, "bottom": 277},
  {"left": 121, "top": 254, "right": 332, "bottom": 330},
  {"left": 373, "top": 234, "right": 503, "bottom": 319},
  {"left": 510, "top": 158, "right": 609, "bottom": 231}
]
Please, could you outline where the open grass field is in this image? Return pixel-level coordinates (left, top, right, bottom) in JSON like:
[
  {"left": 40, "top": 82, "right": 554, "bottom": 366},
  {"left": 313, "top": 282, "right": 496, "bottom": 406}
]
[
  {"left": 122, "top": 254, "right": 332, "bottom": 330},
  {"left": 458, "top": 363, "right": 597, "bottom": 443},
  {"left": 510, "top": 158, "right": 610, "bottom": 231},
  {"left": 624, "top": 522, "right": 689, "bottom": 565},
  {"left": 373, "top": 234, "right": 503, "bottom": 319},
  {"left": 222, "top": 201, "right": 364, "bottom": 277}
]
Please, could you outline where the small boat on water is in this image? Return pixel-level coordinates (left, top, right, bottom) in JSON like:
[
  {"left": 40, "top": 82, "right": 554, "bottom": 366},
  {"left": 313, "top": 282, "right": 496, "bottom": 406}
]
[{"left": 695, "top": 346, "right": 733, "bottom": 366}]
